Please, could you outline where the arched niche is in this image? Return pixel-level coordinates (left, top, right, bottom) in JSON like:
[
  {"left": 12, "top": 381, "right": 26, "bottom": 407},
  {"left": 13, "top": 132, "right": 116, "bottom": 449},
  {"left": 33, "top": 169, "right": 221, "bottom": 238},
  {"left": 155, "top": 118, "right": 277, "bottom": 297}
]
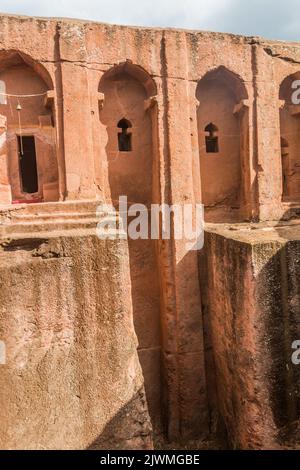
[
  {"left": 98, "top": 62, "right": 162, "bottom": 430},
  {"left": 98, "top": 61, "right": 157, "bottom": 203},
  {"left": 0, "top": 50, "right": 59, "bottom": 204},
  {"left": 279, "top": 72, "right": 300, "bottom": 202},
  {"left": 196, "top": 66, "right": 249, "bottom": 222}
]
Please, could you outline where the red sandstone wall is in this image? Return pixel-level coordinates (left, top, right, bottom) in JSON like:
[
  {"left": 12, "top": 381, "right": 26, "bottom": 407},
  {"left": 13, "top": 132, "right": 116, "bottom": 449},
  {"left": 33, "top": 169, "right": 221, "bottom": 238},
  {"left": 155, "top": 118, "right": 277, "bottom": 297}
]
[
  {"left": 1, "top": 13, "right": 300, "bottom": 448},
  {"left": 202, "top": 226, "right": 300, "bottom": 449},
  {"left": 0, "top": 15, "right": 300, "bottom": 216},
  {"left": 202, "top": 231, "right": 277, "bottom": 448},
  {"left": 0, "top": 231, "right": 152, "bottom": 449}
]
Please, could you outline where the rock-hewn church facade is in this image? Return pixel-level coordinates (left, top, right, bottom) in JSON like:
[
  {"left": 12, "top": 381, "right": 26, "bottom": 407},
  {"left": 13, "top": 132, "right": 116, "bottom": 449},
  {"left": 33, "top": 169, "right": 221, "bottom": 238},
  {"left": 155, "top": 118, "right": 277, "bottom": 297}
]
[{"left": 1, "top": 13, "right": 300, "bottom": 450}]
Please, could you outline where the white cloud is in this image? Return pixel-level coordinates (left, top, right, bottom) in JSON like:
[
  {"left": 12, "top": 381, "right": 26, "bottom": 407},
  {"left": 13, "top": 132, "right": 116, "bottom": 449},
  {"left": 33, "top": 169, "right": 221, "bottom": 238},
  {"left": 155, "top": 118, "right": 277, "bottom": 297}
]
[{"left": 0, "top": 0, "right": 299, "bottom": 40}]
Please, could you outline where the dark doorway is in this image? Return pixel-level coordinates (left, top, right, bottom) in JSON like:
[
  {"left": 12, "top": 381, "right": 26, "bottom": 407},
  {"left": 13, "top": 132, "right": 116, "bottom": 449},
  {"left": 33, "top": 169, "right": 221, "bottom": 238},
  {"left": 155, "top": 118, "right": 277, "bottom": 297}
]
[{"left": 18, "top": 135, "right": 38, "bottom": 194}]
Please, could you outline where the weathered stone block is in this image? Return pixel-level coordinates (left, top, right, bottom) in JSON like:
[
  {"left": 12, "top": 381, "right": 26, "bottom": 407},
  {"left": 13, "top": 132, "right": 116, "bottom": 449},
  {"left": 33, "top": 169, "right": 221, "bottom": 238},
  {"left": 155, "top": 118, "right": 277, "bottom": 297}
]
[{"left": 202, "top": 224, "right": 300, "bottom": 449}]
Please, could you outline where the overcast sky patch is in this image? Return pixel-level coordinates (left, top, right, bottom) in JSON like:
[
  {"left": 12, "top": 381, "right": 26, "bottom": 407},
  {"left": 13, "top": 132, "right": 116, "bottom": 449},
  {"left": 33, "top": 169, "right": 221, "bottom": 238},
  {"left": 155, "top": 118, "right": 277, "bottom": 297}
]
[{"left": 0, "top": 0, "right": 299, "bottom": 41}]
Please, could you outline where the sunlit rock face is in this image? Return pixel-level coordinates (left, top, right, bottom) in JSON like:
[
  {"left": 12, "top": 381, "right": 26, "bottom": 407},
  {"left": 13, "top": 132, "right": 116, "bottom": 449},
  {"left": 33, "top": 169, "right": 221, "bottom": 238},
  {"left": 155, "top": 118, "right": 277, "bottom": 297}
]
[{"left": 1, "top": 13, "right": 300, "bottom": 450}]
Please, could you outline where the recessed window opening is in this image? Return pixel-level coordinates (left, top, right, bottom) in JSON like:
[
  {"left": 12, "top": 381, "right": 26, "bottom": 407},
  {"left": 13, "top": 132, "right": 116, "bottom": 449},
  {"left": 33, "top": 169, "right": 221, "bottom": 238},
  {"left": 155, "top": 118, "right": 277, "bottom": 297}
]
[
  {"left": 118, "top": 118, "right": 132, "bottom": 152},
  {"left": 205, "top": 123, "right": 219, "bottom": 153},
  {"left": 17, "top": 135, "right": 38, "bottom": 194}
]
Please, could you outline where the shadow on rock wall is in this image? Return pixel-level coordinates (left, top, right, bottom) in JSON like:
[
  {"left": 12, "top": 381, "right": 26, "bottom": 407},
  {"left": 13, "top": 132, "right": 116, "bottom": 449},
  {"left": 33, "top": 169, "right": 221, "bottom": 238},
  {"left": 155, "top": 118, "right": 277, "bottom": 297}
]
[
  {"left": 256, "top": 213, "right": 300, "bottom": 448},
  {"left": 87, "top": 388, "right": 153, "bottom": 450}
]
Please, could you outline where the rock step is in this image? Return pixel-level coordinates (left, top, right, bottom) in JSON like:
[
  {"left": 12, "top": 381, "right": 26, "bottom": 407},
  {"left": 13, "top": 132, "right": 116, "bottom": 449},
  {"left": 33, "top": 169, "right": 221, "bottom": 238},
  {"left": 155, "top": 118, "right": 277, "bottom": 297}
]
[
  {"left": 0, "top": 199, "right": 108, "bottom": 217},
  {"left": 4, "top": 211, "right": 100, "bottom": 224},
  {"left": 0, "top": 217, "right": 102, "bottom": 236}
]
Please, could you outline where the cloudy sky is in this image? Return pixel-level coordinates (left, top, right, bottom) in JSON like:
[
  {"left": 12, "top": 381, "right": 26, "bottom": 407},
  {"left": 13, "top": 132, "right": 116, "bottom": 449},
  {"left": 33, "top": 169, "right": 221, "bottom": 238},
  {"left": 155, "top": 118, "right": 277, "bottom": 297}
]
[{"left": 0, "top": 0, "right": 299, "bottom": 41}]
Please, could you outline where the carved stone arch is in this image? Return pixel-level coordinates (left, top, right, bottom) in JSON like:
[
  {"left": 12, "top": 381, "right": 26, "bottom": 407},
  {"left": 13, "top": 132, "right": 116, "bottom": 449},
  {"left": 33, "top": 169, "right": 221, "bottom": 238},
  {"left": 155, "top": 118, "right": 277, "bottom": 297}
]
[
  {"left": 279, "top": 72, "right": 300, "bottom": 201},
  {"left": 99, "top": 60, "right": 157, "bottom": 98},
  {"left": 0, "top": 49, "right": 59, "bottom": 204},
  {"left": 0, "top": 49, "right": 54, "bottom": 90},
  {"left": 196, "top": 65, "right": 248, "bottom": 104},
  {"left": 196, "top": 65, "right": 250, "bottom": 222}
]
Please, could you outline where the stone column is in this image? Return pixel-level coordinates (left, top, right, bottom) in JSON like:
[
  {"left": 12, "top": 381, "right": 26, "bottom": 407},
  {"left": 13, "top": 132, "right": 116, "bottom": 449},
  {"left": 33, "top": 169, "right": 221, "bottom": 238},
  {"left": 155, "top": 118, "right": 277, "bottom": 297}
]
[
  {"left": 252, "top": 45, "right": 282, "bottom": 221},
  {"left": 58, "top": 22, "right": 97, "bottom": 200},
  {"left": 0, "top": 115, "right": 11, "bottom": 204},
  {"left": 156, "top": 31, "right": 208, "bottom": 440},
  {"left": 44, "top": 90, "right": 65, "bottom": 201},
  {"left": 233, "top": 99, "right": 253, "bottom": 219}
]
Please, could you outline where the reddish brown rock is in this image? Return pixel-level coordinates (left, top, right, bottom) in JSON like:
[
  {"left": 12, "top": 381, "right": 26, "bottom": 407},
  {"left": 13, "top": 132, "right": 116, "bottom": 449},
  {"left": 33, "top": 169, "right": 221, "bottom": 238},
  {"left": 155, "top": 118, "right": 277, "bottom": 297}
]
[
  {"left": 201, "top": 224, "right": 300, "bottom": 449},
  {"left": 1, "top": 13, "right": 300, "bottom": 450}
]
